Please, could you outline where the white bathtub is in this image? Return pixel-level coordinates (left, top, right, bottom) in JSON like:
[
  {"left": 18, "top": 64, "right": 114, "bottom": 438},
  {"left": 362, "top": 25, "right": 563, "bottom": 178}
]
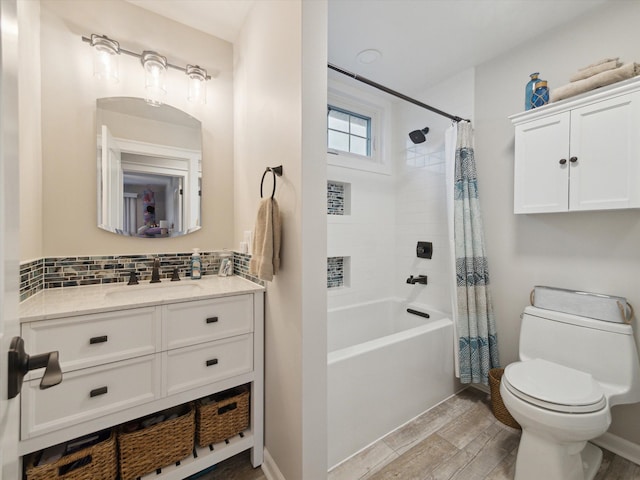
[{"left": 328, "top": 298, "right": 458, "bottom": 469}]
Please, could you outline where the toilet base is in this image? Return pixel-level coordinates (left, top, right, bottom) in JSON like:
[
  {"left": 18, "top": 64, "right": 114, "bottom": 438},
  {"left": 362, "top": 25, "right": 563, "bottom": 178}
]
[
  {"left": 514, "top": 431, "right": 603, "bottom": 480},
  {"left": 581, "top": 442, "right": 603, "bottom": 480}
]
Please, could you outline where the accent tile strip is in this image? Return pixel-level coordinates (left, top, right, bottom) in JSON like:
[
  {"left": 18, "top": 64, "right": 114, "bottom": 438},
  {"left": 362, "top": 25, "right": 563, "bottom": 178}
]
[{"left": 19, "top": 251, "right": 263, "bottom": 300}]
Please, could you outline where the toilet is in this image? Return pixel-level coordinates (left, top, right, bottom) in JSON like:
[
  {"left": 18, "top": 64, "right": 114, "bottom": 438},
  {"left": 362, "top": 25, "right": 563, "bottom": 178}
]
[{"left": 501, "top": 294, "right": 640, "bottom": 480}]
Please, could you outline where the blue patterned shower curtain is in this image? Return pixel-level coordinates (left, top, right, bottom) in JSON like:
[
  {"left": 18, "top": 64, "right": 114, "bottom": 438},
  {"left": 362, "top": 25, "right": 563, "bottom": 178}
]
[{"left": 453, "top": 121, "right": 500, "bottom": 384}]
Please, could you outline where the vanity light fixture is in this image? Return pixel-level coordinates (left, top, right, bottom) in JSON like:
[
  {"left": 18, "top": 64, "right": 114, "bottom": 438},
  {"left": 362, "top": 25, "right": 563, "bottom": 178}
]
[
  {"left": 82, "top": 34, "right": 211, "bottom": 106},
  {"left": 90, "top": 34, "right": 120, "bottom": 83},
  {"left": 186, "top": 65, "right": 207, "bottom": 105},
  {"left": 141, "top": 51, "right": 167, "bottom": 106}
]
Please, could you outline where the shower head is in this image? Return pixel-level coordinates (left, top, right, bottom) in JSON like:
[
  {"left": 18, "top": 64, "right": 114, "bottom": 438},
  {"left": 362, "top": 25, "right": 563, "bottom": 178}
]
[{"left": 409, "top": 127, "right": 429, "bottom": 144}]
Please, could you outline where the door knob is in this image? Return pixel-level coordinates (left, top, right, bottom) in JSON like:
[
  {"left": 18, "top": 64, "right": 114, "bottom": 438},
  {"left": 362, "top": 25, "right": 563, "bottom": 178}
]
[{"left": 7, "top": 336, "right": 62, "bottom": 399}]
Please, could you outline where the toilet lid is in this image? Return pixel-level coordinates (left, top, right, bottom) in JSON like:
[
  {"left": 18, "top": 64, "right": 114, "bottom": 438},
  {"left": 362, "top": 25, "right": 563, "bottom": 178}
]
[{"left": 503, "top": 359, "right": 606, "bottom": 413}]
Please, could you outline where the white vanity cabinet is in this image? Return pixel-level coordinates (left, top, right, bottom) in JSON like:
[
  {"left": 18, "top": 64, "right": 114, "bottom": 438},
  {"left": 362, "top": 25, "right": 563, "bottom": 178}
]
[
  {"left": 510, "top": 77, "right": 640, "bottom": 214},
  {"left": 18, "top": 277, "right": 264, "bottom": 479}
]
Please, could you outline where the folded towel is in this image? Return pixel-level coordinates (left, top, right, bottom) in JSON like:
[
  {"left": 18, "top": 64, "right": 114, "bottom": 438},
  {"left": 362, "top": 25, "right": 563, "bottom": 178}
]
[
  {"left": 249, "top": 197, "right": 281, "bottom": 281},
  {"left": 551, "top": 62, "right": 640, "bottom": 102},
  {"left": 579, "top": 57, "right": 619, "bottom": 70},
  {"left": 570, "top": 59, "right": 622, "bottom": 82}
]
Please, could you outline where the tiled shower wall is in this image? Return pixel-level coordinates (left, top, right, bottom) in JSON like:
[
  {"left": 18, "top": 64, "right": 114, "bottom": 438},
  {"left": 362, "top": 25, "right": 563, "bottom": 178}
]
[
  {"left": 327, "top": 165, "right": 395, "bottom": 309},
  {"left": 20, "top": 251, "right": 262, "bottom": 302}
]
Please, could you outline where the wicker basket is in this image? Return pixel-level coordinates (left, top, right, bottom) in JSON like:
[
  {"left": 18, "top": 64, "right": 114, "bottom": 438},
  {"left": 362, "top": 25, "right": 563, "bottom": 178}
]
[
  {"left": 488, "top": 368, "right": 521, "bottom": 429},
  {"left": 25, "top": 430, "right": 117, "bottom": 480},
  {"left": 118, "top": 403, "right": 195, "bottom": 480},
  {"left": 196, "top": 385, "right": 250, "bottom": 446}
]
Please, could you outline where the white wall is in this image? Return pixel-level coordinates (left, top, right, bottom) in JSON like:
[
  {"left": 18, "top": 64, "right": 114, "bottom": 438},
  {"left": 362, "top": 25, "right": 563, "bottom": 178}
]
[
  {"left": 474, "top": 1, "right": 640, "bottom": 445},
  {"left": 234, "top": 1, "right": 327, "bottom": 478},
  {"left": 38, "top": 0, "right": 234, "bottom": 257}
]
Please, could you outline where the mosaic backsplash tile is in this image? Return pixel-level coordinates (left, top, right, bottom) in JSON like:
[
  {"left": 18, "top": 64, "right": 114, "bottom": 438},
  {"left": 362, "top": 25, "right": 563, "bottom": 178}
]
[
  {"left": 327, "top": 181, "right": 345, "bottom": 215},
  {"left": 327, "top": 256, "right": 344, "bottom": 289},
  {"left": 20, "top": 258, "right": 44, "bottom": 302},
  {"left": 19, "top": 251, "right": 263, "bottom": 301}
]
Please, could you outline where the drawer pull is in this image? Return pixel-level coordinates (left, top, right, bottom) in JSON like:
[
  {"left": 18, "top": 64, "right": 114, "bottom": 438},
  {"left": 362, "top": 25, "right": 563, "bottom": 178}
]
[
  {"left": 206, "top": 316, "right": 219, "bottom": 324},
  {"left": 206, "top": 358, "right": 219, "bottom": 367},
  {"left": 90, "top": 386, "right": 108, "bottom": 397},
  {"left": 89, "top": 335, "right": 108, "bottom": 345}
]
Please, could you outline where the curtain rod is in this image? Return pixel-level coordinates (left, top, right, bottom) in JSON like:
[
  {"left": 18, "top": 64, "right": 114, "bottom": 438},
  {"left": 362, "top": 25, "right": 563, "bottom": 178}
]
[{"left": 328, "top": 63, "right": 469, "bottom": 123}]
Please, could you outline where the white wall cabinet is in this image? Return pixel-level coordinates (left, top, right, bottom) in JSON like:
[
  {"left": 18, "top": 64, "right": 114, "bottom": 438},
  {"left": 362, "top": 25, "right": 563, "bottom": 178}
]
[
  {"left": 511, "top": 77, "right": 640, "bottom": 214},
  {"left": 18, "top": 283, "right": 264, "bottom": 480}
]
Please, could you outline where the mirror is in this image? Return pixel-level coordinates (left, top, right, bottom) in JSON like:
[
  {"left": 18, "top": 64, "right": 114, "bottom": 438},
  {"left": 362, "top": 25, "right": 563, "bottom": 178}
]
[{"left": 96, "top": 97, "right": 202, "bottom": 237}]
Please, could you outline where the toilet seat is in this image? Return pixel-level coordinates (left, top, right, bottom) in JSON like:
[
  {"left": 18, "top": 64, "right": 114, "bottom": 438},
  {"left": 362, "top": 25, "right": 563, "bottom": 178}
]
[{"left": 503, "top": 359, "right": 606, "bottom": 414}]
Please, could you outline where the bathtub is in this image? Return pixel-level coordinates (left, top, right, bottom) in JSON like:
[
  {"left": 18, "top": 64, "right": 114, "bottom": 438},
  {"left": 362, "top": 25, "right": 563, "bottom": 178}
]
[{"left": 328, "top": 298, "right": 459, "bottom": 469}]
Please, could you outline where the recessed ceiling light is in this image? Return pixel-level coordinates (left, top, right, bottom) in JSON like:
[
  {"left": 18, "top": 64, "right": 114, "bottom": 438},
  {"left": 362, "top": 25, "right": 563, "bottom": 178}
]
[{"left": 356, "top": 49, "right": 381, "bottom": 65}]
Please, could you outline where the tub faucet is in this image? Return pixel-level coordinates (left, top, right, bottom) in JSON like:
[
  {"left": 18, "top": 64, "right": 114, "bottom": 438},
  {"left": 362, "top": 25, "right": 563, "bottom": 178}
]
[
  {"left": 406, "top": 275, "right": 428, "bottom": 285},
  {"left": 150, "top": 258, "right": 161, "bottom": 283}
]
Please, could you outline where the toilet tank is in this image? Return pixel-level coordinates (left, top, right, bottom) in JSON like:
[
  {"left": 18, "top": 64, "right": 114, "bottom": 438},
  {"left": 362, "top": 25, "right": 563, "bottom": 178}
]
[{"left": 519, "top": 306, "right": 640, "bottom": 405}]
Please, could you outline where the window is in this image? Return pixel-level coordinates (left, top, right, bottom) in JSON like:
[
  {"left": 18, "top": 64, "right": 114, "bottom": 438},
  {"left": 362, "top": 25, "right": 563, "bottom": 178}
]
[{"left": 327, "top": 106, "right": 371, "bottom": 157}]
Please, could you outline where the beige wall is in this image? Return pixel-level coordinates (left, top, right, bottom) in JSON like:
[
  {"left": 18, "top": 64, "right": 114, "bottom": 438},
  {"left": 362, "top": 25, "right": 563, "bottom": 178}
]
[
  {"left": 18, "top": 0, "right": 43, "bottom": 262},
  {"left": 234, "top": 0, "right": 328, "bottom": 477},
  {"left": 475, "top": 1, "right": 640, "bottom": 444},
  {"left": 38, "top": 0, "right": 234, "bottom": 257}
]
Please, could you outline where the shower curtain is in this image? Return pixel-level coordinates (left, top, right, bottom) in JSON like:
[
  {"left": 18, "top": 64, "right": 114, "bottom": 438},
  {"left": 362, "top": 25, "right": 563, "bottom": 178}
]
[{"left": 446, "top": 121, "right": 500, "bottom": 385}]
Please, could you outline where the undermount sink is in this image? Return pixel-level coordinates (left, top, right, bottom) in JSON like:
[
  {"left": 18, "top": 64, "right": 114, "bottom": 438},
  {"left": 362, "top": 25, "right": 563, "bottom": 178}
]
[{"left": 105, "top": 282, "right": 203, "bottom": 302}]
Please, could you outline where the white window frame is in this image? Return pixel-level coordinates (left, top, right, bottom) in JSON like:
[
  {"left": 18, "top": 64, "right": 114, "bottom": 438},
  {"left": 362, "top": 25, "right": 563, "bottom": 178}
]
[{"left": 328, "top": 81, "right": 391, "bottom": 175}]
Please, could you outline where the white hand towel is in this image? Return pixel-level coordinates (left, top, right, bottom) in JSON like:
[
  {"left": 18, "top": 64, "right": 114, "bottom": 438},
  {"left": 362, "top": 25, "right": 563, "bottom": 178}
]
[
  {"left": 249, "top": 198, "right": 281, "bottom": 281},
  {"left": 579, "top": 57, "right": 619, "bottom": 70}
]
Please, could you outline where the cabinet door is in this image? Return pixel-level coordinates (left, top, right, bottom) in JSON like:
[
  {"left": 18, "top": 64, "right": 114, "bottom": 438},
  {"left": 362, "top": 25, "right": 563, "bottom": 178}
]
[
  {"left": 569, "top": 92, "right": 640, "bottom": 211},
  {"left": 514, "top": 112, "right": 571, "bottom": 213}
]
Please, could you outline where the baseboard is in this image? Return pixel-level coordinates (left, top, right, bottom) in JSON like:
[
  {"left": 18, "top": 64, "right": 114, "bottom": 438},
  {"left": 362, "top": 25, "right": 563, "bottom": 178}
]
[
  {"left": 592, "top": 432, "right": 640, "bottom": 465},
  {"left": 262, "top": 448, "right": 287, "bottom": 480}
]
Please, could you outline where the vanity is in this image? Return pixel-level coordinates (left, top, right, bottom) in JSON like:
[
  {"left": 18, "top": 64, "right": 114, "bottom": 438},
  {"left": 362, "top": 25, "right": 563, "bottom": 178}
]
[{"left": 17, "top": 275, "right": 264, "bottom": 479}]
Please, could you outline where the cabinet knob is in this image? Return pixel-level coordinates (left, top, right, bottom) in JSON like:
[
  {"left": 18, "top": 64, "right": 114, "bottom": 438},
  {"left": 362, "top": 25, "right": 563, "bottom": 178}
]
[
  {"left": 570, "top": 156, "right": 578, "bottom": 163},
  {"left": 559, "top": 158, "right": 567, "bottom": 165}
]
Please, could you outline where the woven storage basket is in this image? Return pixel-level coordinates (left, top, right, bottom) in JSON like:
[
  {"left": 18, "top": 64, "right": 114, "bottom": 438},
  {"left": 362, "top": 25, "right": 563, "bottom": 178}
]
[
  {"left": 118, "top": 403, "right": 195, "bottom": 480},
  {"left": 25, "top": 430, "right": 117, "bottom": 480},
  {"left": 196, "top": 385, "right": 250, "bottom": 446},
  {"left": 488, "top": 368, "right": 521, "bottom": 429}
]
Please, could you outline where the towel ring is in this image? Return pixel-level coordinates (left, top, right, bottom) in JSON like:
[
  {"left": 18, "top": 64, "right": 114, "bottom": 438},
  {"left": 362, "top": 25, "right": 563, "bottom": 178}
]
[{"left": 260, "top": 165, "right": 283, "bottom": 199}]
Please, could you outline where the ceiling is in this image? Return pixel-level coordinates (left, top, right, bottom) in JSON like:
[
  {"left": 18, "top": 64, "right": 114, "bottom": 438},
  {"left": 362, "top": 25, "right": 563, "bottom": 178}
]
[{"left": 128, "top": 0, "right": 609, "bottom": 95}]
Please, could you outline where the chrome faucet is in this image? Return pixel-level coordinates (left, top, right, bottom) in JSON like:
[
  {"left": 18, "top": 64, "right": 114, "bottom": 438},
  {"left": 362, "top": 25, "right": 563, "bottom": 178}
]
[
  {"left": 150, "top": 258, "right": 161, "bottom": 283},
  {"left": 406, "top": 275, "right": 428, "bottom": 285}
]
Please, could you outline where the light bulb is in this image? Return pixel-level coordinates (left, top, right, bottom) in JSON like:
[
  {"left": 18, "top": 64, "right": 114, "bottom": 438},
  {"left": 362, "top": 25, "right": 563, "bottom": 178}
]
[
  {"left": 187, "top": 65, "right": 207, "bottom": 104},
  {"left": 91, "top": 34, "right": 119, "bottom": 83},
  {"left": 141, "top": 51, "right": 167, "bottom": 106}
]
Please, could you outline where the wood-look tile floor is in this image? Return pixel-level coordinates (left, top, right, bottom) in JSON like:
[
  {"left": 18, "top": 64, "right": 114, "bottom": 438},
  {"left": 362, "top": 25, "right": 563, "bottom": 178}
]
[{"left": 198, "top": 388, "right": 640, "bottom": 480}]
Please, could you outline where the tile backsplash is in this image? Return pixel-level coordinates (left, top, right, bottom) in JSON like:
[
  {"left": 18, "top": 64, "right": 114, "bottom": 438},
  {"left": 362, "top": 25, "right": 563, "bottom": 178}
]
[{"left": 20, "top": 251, "right": 262, "bottom": 302}]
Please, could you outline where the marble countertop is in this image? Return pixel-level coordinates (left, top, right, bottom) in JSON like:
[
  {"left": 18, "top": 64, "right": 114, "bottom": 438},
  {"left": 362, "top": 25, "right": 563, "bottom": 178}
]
[{"left": 20, "top": 275, "right": 265, "bottom": 322}]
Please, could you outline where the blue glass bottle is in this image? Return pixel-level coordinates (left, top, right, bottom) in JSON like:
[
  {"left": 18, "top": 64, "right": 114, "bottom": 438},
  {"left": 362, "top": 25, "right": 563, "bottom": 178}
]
[
  {"left": 525, "top": 73, "right": 539, "bottom": 111},
  {"left": 531, "top": 80, "right": 549, "bottom": 108}
]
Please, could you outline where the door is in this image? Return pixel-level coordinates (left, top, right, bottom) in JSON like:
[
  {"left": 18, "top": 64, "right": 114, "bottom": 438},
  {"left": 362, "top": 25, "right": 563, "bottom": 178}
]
[
  {"left": 100, "top": 125, "right": 123, "bottom": 230},
  {"left": 513, "top": 111, "right": 571, "bottom": 213},
  {"left": 0, "top": 1, "right": 22, "bottom": 478},
  {"left": 569, "top": 91, "right": 640, "bottom": 211}
]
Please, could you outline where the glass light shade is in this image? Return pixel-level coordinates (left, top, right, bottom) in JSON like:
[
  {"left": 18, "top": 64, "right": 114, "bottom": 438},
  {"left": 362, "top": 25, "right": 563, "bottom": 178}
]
[
  {"left": 142, "top": 51, "right": 167, "bottom": 106},
  {"left": 186, "top": 65, "right": 207, "bottom": 104},
  {"left": 91, "top": 35, "right": 119, "bottom": 83}
]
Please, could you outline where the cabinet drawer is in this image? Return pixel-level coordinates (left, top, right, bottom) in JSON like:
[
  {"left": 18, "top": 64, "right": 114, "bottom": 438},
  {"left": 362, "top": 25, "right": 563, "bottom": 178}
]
[
  {"left": 21, "top": 354, "right": 161, "bottom": 439},
  {"left": 163, "top": 295, "right": 253, "bottom": 350},
  {"left": 164, "top": 334, "right": 253, "bottom": 396},
  {"left": 22, "top": 307, "right": 160, "bottom": 376}
]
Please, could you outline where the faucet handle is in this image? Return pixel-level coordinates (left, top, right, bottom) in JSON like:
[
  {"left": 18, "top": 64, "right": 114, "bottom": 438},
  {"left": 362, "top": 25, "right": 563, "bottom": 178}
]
[
  {"left": 127, "top": 271, "right": 139, "bottom": 285},
  {"left": 171, "top": 267, "right": 180, "bottom": 282}
]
